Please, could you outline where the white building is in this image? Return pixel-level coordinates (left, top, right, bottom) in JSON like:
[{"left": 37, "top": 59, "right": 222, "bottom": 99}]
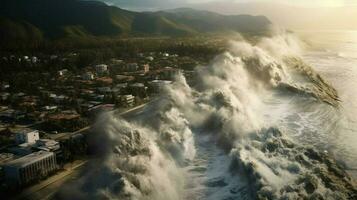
[
  {"left": 118, "top": 95, "right": 135, "bottom": 107},
  {"left": 146, "top": 56, "right": 154, "bottom": 61},
  {"left": 3, "top": 151, "right": 57, "bottom": 187},
  {"left": 34, "top": 139, "right": 61, "bottom": 153},
  {"left": 31, "top": 56, "right": 38, "bottom": 63},
  {"left": 58, "top": 69, "right": 69, "bottom": 76},
  {"left": 95, "top": 64, "right": 108, "bottom": 74},
  {"left": 43, "top": 105, "right": 58, "bottom": 111},
  {"left": 15, "top": 129, "right": 39, "bottom": 144},
  {"left": 82, "top": 72, "right": 95, "bottom": 80}
]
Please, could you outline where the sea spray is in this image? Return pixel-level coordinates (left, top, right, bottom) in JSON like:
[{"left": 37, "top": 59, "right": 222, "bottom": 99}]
[{"left": 58, "top": 33, "right": 356, "bottom": 200}]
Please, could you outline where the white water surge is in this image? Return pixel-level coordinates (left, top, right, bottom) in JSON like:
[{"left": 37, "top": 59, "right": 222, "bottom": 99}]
[{"left": 58, "top": 32, "right": 357, "bottom": 200}]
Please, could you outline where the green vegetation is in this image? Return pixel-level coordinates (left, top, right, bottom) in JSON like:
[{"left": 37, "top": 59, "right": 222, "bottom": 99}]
[{"left": 0, "top": 0, "right": 271, "bottom": 51}]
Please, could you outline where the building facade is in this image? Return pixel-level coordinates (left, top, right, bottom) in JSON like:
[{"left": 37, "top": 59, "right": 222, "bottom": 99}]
[
  {"left": 3, "top": 151, "right": 57, "bottom": 187},
  {"left": 15, "top": 129, "right": 40, "bottom": 144}
]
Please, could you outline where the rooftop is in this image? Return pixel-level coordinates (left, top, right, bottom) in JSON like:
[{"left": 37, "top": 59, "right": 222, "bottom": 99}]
[
  {"left": 0, "top": 153, "right": 15, "bottom": 165},
  {"left": 3, "top": 151, "right": 54, "bottom": 168}
]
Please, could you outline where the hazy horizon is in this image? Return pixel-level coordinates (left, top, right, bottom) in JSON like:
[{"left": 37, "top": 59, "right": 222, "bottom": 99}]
[{"left": 99, "top": 0, "right": 357, "bottom": 30}]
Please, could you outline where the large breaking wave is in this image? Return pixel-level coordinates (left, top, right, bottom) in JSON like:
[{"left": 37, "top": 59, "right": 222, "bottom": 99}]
[{"left": 57, "top": 33, "right": 356, "bottom": 200}]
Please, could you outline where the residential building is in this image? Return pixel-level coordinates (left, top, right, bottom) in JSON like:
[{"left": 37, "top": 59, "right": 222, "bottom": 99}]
[
  {"left": 118, "top": 95, "right": 135, "bottom": 107},
  {"left": 58, "top": 69, "right": 69, "bottom": 76},
  {"left": 115, "top": 75, "right": 134, "bottom": 83},
  {"left": 149, "top": 80, "right": 172, "bottom": 92},
  {"left": 129, "top": 83, "right": 148, "bottom": 98},
  {"left": 34, "top": 139, "right": 61, "bottom": 154},
  {"left": 7, "top": 143, "right": 33, "bottom": 156},
  {"left": 0, "top": 92, "right": 10, "bottom": 101},
  {"left": 15, "top": 129, "right": 40, "bottom": 144},
  {"left": 141, "top": 64, "right": 150, "bottom": 73},
  {"left": 43, "top": 106, "right": 58, "bottom": 112},
  {"left": 146, "top": 56, "right": 154, "bottom": 61},
  {"left": 82, "top": 72, "right": 94, "bottom": 80},
  {"left": 31, "top": 56, "right": 38, "bottom": 63},
  {"left": 123, "top": 63, "right": 139, "bottom": 72},
  {"left": 1, "top": 83, "right": 10, "bottom": 90},
  {"left": 161, "top": 67, "right": 181, "bottom": 80},
  {"left": 95, "top": 64, "right": 108, "bottom": 74},
  {"left": 97, "top": 87, "right": 112, "bottom": 94},
  {"left": 0, "top": 153, "right": 15, "bottom": 165}
]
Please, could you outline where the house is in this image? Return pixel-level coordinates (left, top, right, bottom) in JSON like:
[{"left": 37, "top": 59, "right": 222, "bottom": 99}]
[
  {"left": 47, "top": 111, "right": 80, "bottom": 122},
  {"left": 58, "top": 69, "right": 69, "bottom": 76},
  {"left": 146, "top": 56, "right": 154, "bottom": 61},
  {"left": 50, "top": 55, "right": 58, "bottom": 60},
  {"left": 3, "top": 151, "right": 57, "bottom": 187},
  {"left": 161, "top": 67, "right": 181, "bottom": 80},
  {"left": 112, "top": 83, "right": 128, "bottom": 94},
  {"left": 96, "top": 77, "right": 113, "bottom": 85},
  {"left": 82, "top": 72, "right": 94, "bottom": 80},
  {"left": 115, "top": 75, "right": 134, "bottom": 83},
  {"left": 0, "top": 153, "right": 15, "bottom": 165},
  {"left": 97, "top": 87, "right": 112, "bottom": 94},
  {"left": 23, "top": 56, "right": 30, "bottom": 62},
  {"left": 0, "top": 106, "right": 8, "bottom": 112},
  {"left": 43, "top": 106, "right": 58, "bottom": 112},
  {"left": 123, "top": 63, "right": 139, "bottom": 72},
  {"left": 117, "top": 95, "right": 135, "bottom": 107},
  {"left": 141, "top": 64, "right": 150, "bottom": 73},
  {"left": 31, "top": 56, "right": 38, "bottom": 63},
  {"left": 52, "top": 95, "right": 68, "bottom": 104},
  {"left": 1, "top": 83, "right": 10, "bottom": 90},
  {"left": 15, "top": 129, "right": 40, "bottom": 144},
  {"left": 34, "top": 139, "right": 61, "bottom": 154},
  {"left": 0, "top": 109, "right": 25, "bottom": 122},
  {"left": 88, "top": 104, "right": 115, "bottom": 116},
  {"left": 80, "top": 89, "right": 95, "bottom": 96},
  {"left": 95, "top": 64, "right": 108, "bottom": 75},
  {"left": 110, "top": 59, "right": 123, "bottom": 65},
  {"left": 46, "top": 111, "right": 82, "bottom": 132},
  {"left": 0, "top": 92, "right": 10, "bottom": 101},
  {"left": 13, "top": 92, "right": 26, "bottom": 99},
  {"left": 129, "top": 83, "right": 148, "bottom": 98}
]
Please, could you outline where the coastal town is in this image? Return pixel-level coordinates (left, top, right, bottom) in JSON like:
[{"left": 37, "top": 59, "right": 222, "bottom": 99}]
[{"left": 0, "top": 49, "right": 205, "bottom": 197}]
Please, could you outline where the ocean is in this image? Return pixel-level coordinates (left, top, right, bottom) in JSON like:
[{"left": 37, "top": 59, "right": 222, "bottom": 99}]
[{"left": 300, "top": 30, "right": 357, "bottom": 178}]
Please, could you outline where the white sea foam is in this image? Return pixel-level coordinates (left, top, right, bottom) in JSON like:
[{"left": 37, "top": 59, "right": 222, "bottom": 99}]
[{"left": 58, "top": 32, "right": 356, "bottom": 200}]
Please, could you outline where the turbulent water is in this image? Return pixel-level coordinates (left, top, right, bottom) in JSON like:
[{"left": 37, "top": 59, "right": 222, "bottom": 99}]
[
  {"left": 299, "top": 31, "right": 357, "bottom": 179},
  {"left": 58, "top": 32, "right": 357, "bottom": 200}
]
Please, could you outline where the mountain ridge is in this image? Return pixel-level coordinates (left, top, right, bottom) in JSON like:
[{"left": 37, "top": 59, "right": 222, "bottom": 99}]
[{"left": 0, "top": 0, "right": 271, "bottom": 50}]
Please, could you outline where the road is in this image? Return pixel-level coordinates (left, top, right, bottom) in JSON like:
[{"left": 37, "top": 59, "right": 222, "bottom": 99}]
[
  {"left": 13, "top": 103, "right": 150, "bottom": 200},
  {"left": 15, "top": 160, "right": 88, "bottom": 200}
]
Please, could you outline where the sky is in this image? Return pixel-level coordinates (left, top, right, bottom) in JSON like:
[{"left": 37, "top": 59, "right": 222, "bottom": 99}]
[
  {"left": 101, "top": 0, "right": 357, "bottom": 10},
  {"left": 100, "top": 0, "right": 357, "bottom": 30}
]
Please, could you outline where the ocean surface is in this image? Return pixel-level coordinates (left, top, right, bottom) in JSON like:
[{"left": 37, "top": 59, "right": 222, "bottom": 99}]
[{"left": 299, "top": 30, "right": 357, "bottom": 178}]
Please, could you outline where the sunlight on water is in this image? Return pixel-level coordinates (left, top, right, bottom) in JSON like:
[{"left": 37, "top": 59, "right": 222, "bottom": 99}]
[{"left": 298, "top": 30, "right": 357, "bottom": 177}]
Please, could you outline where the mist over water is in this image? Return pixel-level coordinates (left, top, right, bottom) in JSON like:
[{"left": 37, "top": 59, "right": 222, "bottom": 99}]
[
  {"left": 298, "top": 30, "right": 357, "bottom": 178},
  {"left": 58, "top": 31, "right": 357, "bottom": 200}
]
